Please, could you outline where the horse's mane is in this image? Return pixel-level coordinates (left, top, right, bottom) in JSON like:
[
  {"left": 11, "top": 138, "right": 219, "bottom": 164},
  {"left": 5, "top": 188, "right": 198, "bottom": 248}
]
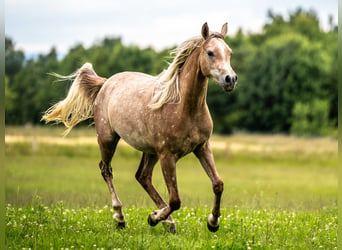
[{"left": 148, "top": 36, "right": 204, "bottom": 110}]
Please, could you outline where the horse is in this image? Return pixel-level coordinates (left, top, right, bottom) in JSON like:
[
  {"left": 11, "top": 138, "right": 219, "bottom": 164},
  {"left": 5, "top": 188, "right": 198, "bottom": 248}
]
[{"left": 42, "top": 22, "right": 238, "bottom": 233}]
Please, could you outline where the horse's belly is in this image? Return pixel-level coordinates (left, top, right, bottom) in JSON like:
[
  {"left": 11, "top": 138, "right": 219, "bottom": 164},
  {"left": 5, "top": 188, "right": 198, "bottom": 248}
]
[
  {"left": 119, "top": 130, "right": 203, "bottom": 156},
  {"left": 118, "top": 129, "right": 156, "bottom": 154}
]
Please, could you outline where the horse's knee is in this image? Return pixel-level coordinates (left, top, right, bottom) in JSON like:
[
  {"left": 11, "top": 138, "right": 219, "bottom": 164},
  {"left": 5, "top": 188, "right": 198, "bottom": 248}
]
[{"left": 213, "top": 179, "right": 224, "bottom": 195}]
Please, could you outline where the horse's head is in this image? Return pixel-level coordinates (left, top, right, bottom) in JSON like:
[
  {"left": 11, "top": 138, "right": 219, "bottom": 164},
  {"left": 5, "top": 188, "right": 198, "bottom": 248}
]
[{"left": 199, "top": 22, "right": 238, "bottom": 92}]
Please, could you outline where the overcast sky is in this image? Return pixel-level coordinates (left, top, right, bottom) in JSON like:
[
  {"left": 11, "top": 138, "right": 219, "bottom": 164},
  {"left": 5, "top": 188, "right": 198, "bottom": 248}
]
[{"left": 5, "top": 0, "right": 337, "bottom": 56}]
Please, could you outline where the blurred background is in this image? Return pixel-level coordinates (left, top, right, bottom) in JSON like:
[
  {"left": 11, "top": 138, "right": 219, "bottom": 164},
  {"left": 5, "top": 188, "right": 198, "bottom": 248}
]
[
  {"left": 5, "top": 0, "right": 337, "bottom": 136},
  {"left": 4, "top": 0, "right": 337, "bottom": 209}
]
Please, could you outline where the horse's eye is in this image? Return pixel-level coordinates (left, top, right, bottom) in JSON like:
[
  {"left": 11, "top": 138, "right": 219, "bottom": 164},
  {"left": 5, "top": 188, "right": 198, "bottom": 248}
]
[{"left": 207, "top": 50, "right": 214, "bottom": 57}]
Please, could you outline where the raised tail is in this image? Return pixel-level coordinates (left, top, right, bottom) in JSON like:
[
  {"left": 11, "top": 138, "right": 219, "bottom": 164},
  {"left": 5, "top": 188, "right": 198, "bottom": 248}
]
[{"left": 42, "top": 63, "right": 107, "bottom": 135}]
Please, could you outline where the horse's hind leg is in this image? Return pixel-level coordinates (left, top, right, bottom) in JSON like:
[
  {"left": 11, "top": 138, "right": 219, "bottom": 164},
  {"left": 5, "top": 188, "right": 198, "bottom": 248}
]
[
  {"left": 97, "top": 132, "right": 125, "bottom": 228},
  {"left": 144, "top": 153, "right": 181, "bottom": 230},
  {"left": 135, "top": 153, "right": 176, "bottom": 233}
]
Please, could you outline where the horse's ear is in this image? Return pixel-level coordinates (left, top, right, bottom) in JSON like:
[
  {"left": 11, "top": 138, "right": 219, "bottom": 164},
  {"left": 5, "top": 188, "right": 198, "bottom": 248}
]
[
  {"left": 201, "top": 22, "right": 210, "bottom": 39},
  {"left": 221, "top": 23, "right": 228, "bottom": 37}
]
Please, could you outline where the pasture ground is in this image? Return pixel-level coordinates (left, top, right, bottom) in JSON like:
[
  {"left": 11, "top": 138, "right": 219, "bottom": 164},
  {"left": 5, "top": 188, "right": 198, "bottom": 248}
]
[{"left": 5, "top": 126, "right": 338, "bottom": 249}]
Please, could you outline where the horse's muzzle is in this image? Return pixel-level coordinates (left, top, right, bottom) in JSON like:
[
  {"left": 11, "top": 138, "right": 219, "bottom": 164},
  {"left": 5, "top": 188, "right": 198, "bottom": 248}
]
[{"left": 222, "top": 74, "right": 238, "bottom": 92}]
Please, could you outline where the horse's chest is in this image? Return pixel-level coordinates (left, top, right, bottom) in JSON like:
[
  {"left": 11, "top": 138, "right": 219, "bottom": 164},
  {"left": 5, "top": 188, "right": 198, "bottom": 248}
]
[
  {"left": 160, "top": 120, "right": 212, "bottom": 156},
  {"left": 179, "top": 132, "right": 204, "bottom": 153}
]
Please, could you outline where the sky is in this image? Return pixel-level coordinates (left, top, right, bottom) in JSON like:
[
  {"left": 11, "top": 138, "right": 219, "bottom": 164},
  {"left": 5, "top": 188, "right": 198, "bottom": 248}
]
[{"left": 5, "top": 0, "right": 337, "bottom": 57}]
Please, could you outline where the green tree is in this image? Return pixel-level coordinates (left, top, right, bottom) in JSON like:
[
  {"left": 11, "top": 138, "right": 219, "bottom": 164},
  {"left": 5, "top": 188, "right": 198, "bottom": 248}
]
[
  {"left": 320, "top": 31, "right": 338, "bottom": 127},
  {"left": 263, "top": 8, "right": 322, "bottom": 41},
  {"left": 291, "top": 99, "right": 332, "bottom": 136},
  {"left": 5, "top": 37, "right": 25, "bottom": 83},
  {"left": 5, "top": 76, "right": 16, "bottom": 113},
  {"left": 60, "top": 44, "right": 88, "bottom": 75},
  {"left": 238, "top": 33, "right": 328, "bottom": 132}
]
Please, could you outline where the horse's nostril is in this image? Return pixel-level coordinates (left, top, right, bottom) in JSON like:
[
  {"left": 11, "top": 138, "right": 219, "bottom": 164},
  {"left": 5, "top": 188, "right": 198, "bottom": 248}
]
[
  {"left": 225, "top": 75, "right": 231, "bottom": 83},
  {"left": 234, "top": 75, "right": 238, "bottom": 82}
]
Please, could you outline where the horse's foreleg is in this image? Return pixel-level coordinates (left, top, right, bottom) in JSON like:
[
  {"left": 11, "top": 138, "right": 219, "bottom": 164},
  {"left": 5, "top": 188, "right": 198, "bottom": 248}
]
[
  {"left": 194, "top": 142, "right": 223, "bottom": 232},
  {"left": 147, "top": 153, "right": 180, "bottom": 229},
  {"left": 135, "top": 153, "right": 176, "bottom": 233}
]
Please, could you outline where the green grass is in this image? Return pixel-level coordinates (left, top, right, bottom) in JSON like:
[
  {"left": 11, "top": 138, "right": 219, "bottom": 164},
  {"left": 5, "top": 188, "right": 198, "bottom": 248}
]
[
  {"left": 5, "top": 198, "right": 337, "bottom": 249},
  {"left": 5, "top": 127, "right": 338, "bottom": 248}
]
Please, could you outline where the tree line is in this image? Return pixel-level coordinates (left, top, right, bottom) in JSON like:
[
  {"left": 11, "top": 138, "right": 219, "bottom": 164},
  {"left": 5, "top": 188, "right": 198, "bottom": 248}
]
[{"left": 5, "top": 8, "right": 337, "bottom": 136}]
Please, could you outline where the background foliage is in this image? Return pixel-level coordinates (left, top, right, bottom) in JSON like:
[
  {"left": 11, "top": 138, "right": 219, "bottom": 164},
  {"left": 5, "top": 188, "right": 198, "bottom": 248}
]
[{"left": 5, "top": 8, "right": 337, "bottom": 135}]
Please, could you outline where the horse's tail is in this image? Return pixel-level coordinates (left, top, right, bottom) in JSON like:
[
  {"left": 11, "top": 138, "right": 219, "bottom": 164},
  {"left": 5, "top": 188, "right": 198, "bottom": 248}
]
[{"left": 42, "top": 62, "right": 107, "bottom": 135}]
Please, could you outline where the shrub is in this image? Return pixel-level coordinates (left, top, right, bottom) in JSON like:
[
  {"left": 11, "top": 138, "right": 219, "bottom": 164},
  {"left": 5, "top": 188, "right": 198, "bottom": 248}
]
[{"left": 290, "top": 99, "right": 332, "bottom": 136}]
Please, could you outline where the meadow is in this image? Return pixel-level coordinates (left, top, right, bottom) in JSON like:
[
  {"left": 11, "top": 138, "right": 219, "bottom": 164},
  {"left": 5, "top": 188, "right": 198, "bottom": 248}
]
[{"left": 5, "top": 126, "right": 338, "bottom": 249}]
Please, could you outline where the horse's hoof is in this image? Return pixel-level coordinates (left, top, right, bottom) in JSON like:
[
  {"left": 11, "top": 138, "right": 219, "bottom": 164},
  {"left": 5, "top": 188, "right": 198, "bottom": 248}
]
[
  {"left": 207, "top": 220, "right": 219, "bottom": 232},
  {"left": 113, "top": 213, "right": 126, "bottom": 229},
  {"left": 169, "top": 223, "right": 177, "bottom": 234},
  {"left": 116, "top": 221, "right": 126, "bottom": 230},
  {"left": 162, "top": 221, "right": 177, "bottom": 234},
  {"left": 147, "top": 212, "right": 158, "bottom": 227},
  {"left": 207, "top": 214, "right": 220, "bottom": 232}
]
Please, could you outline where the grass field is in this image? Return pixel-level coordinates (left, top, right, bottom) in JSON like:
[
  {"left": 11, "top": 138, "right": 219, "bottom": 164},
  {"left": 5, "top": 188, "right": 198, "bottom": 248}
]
[
  {"left": 6, "top": 201, "right": 337, "bottom": 249},
  {"left": 5, "top": 126, "right": 338, "bottom": 248}
]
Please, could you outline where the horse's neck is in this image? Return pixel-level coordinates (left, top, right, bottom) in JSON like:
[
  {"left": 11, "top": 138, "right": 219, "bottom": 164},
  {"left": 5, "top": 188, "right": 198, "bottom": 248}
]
[{"left": 178, "top": 49, "right": 208, "bottom": 114}]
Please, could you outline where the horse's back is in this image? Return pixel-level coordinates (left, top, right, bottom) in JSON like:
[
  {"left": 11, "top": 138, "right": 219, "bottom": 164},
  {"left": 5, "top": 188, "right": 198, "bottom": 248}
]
[{"left": 96, "top": 71, "right": 155, "bottom": 109}]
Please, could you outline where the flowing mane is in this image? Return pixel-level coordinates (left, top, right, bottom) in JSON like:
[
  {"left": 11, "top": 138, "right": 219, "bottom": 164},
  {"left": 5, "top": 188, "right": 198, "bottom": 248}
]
[{"left": 148, "top": 36, "right": 204, "bottom": 109}]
